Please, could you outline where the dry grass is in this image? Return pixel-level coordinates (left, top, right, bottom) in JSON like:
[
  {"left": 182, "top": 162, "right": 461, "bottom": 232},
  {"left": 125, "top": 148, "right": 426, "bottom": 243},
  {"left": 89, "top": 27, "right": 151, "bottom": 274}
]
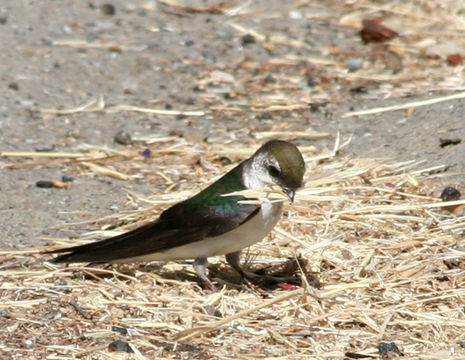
[
  {"left": 2, "top": 0, "right": 465, "bottom": 358},
  {"left": 1, "top": 138, "right": 465, "bottom": 359}
]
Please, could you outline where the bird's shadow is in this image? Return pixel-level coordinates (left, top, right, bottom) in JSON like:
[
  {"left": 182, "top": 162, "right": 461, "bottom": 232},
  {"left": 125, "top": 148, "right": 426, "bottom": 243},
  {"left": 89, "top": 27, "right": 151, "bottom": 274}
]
[{"left": 70, "top": 257, "right": 321, "bottom": 292}]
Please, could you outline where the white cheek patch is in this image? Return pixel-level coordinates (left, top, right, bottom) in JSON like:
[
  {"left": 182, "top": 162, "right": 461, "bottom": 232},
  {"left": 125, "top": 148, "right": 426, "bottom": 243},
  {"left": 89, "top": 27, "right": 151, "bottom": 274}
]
[{"left": 244, "top": 155, "right": 281, "bottom": 189}]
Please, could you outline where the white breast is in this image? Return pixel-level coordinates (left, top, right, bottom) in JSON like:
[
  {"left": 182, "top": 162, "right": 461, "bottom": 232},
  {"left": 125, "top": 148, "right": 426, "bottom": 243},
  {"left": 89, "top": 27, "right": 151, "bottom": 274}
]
[{"left": 117, "top": 201, "right": 283, "bottom": 263}]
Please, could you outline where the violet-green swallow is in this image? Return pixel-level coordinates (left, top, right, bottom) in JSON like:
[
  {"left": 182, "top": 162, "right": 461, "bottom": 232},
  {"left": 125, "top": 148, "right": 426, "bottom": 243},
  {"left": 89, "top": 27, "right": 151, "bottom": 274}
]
[{"left": 47, "top": 140, "right": 305, "bottom": 290}]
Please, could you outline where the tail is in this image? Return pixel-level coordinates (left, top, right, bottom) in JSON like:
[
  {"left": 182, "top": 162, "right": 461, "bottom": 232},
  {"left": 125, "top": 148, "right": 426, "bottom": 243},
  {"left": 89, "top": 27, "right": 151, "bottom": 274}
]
[
  {"left": 45, "top": 221, "right": 163, "bottom": 264},
  {"left": 45, "top": 219, "right": 206, "bottom": 264}
]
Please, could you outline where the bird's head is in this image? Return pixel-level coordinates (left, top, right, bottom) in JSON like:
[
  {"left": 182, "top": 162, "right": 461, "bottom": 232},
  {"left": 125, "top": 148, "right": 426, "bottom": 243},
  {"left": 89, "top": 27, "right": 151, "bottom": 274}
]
[{"left": 248, "top": 140, "right": 305, "bottom": 202}]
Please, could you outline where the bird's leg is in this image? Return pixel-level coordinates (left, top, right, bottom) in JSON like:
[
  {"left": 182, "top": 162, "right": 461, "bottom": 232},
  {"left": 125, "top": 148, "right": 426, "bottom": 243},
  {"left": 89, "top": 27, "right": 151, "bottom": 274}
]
[
  {"left": 225, "top": 251, "right": 249, "bottom": 279},
  {"left": 226, "top": 251, "right": 268, "bottom": 297},
  {"left": 193, "top": 257, "right": 216, "bottom": 291}
]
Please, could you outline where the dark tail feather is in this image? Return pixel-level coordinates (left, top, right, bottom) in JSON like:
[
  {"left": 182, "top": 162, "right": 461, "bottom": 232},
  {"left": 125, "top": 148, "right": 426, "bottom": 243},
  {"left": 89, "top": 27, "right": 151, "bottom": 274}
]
[
  {"left": 44, "top": 220, "right": 163, "bottom": 264},
  {"left": 49, "top": 251, "right": 101, "bottom": 264}
]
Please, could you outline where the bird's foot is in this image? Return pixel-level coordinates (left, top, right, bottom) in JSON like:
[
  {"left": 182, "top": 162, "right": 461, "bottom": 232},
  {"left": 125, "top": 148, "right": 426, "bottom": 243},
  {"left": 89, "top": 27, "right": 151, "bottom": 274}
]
[
  {"left": 201, "top": 278, "right": 219, "bottom": 293},
  {"left": 241, "top": 276, "right": 270, "bottom": 298},
  {"left": 194, "top": 257, "right": 221, "bottom": 293},
  {"left": 248, "top": 256, "right": 319, "bottom": 291},
  {"left": 242, "top": 269, "right": 303, "bottom": 292}
]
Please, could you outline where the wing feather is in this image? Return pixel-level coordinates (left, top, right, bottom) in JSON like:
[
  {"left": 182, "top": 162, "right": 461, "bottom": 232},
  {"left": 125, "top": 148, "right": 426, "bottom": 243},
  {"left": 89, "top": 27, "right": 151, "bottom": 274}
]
[{"left": 47, "top": 161, "right": 260, "bottom": 263}]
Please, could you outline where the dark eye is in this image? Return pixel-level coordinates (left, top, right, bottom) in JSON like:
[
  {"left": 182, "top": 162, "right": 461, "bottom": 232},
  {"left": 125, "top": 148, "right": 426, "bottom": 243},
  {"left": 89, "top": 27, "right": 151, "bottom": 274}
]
[{"left": 267, "top": 165, "right": 280, "bottom": 177}]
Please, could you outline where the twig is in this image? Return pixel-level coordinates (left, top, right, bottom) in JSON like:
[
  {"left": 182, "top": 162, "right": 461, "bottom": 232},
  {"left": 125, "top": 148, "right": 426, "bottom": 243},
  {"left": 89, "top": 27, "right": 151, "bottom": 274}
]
[
  {"left": 40, "top": 97, "right": 105, "bottom": 114},
  {"left": 81, "top": 161, "right": 132, "bottom": 180},
  {"left": 107, "top": 104, "right": 204, "bottom": 116},
  {"left": 175, "top": 288, "right": 304, "bottom": 341},
  {"left": 342, "top": 91, "right": 465, "bottom": 118},
  {"left": 254, "top": 130, "right": 331, "bottom": 140},
  {"left": 1, "top": 151, "right": 94, "bottom": 158}
]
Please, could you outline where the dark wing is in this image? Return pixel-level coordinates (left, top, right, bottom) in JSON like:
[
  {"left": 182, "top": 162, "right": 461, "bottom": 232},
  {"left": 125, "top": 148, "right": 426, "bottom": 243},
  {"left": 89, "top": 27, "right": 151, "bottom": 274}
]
[
  {"left": 160, "top": 195, "right": 259, "bottom": 237},
  {"left": 47, "top": 161, "right": 259, "bottom": 263},
  {"left": 47, "top": 220, "right": 205, "bottom": 263},
  {"left": 159, "top": 160, "right": 260, "bottom": 237},
  {"left": 48, "top": 197, "right": 259, "bottom": 264}
]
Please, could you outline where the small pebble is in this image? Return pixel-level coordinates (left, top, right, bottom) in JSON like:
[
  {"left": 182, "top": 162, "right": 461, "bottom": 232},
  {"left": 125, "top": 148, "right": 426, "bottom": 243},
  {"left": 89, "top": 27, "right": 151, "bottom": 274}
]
[
  {"left": 169, "top": 129, "right": 183, "bottom": 137},
  {"left": 346, "top": 57, "right": 364, "bottom": 71},
  {"left": 108, "top": 340, "right": 133, "bottom": 353},
  {"left": 184, "top": 129, "right": 206, "bottom": 143},
  {"left": 378, "top": 342, "right": 403, "bottom": 358},
  {"left": 36, "top": 180, "right": 68, "bottom": 189},
  {"left": 36, "top": 180, "right": 54, "bottom": 188},
  {"left": 203, "top": 305, "right": 222, "bottom": 317},
  {"left": 241, "top": 33, "right": 256, "bottom": 45},
  {"left": 101, "top": 3, "right": 116, "bottom": 15},
  {"left": 20, "top": 99, "right": 34, "bottom": 107},
  {"left": 440, "top": 186, "right": 461, "bottom": 201},
  {"left": 306, "top": 74, "right": 317, "bottom": 87},
  {"left": 309, "top": 103, "right": 323, "bottom": 113},
  {"left": 111, "top": 326, "right": 128, "bottom": 335},
  {"left": 341, "top": 248, "right": 353, "bottom": 260},
  {"left": 259, "top": 112, "right": 272, "bottom": 120},
  {"left": 439, "top": 137, "right": 461, "bottom": 148},
  {"left": 321, "top": 49, "right": 330, "bottom": 57},
  {"left": 61, "top": 175, "right": 74, "bottom": 183},
  {"left": 35, "top": 145, "right": 55, "bottom": 152},
  {"left": 114, "top": 130, "right": 132, "bottom": 145},
  {"left": 288, "top": 10, "right": 303, "bottom": 20},
  {"left": 350, "top": 85, "right": 367, "bottom": 94},
  {"left": 216, "top": 156, "right": 232, "bottom": 165},
  {"left": 108, "top": 45, "right": 123, "bottom": 53},
  {"left": 8, "top": 82, "right": 19, "bottom": 90},
  {"left": 263, "top": 74, "right": 276, "bottom": 83},
  {"left": 54, "top": 279, "right": 67, "bottom": 286},
  {"left": 202, "top": 51, "right": 217, "bottom": 62},
  {"left": 66, "top": 129, "right": 80, "bottom": 139}
]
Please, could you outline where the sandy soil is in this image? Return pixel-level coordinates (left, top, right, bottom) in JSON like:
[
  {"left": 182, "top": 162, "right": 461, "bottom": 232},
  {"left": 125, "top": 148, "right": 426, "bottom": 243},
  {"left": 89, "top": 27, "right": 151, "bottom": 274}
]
[{"left": 1, "top": 0, "right": 464, "bottom": 248}]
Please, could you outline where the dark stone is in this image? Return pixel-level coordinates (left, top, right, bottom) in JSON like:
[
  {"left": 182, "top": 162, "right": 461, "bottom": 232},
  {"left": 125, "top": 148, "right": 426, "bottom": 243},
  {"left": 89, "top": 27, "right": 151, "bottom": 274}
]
[
  {"left": 36, "top": 180, "right": 54, "bottom": 188},
  {"left": 61, "top": 175, "right": 74, "bottom": 183},
  {"left": 114, "top": 130, "right": 132, "bottom": 145},
  {"left": 108, "top": 340, "right": 133, "bottom": 353},
  {"left": 111, "top": 326, "right": 128, "bottom": 335},
  {"left": 8, "top": 82, "right": 19, "bottom": 91},
  {"left": 101, "top": 3, "right": 116, "bottom": 15},
  {"left": 241, "top": 33, "right": 256, "bottom": 45},
  {"left": 378, "top": 342, "right": 403, "bottom": 358},
  {"left": 439, "top": 138, "right": 461, "bottom": 148},
  {"left": 259, "top": 112, "right": 272, "bottom": 120},
  {"left": 440, "top": 186, "right": 461, "bottom": 201}
]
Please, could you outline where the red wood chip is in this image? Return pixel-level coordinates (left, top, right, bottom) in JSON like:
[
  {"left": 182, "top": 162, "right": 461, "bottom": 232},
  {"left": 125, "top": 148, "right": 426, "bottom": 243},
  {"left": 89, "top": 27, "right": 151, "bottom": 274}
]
[
  {"left": 447, "top": 53, "right": 463, "bottom": 66},
  {"left": 360, "top": 18, "right": 398, "bottom": 43}
]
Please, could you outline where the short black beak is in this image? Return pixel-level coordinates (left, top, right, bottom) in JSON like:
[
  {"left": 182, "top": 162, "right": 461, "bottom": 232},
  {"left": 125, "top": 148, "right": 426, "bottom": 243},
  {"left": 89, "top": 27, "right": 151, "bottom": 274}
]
[{"left": 283, "top": 188, "right": 295, "bottom": 202}]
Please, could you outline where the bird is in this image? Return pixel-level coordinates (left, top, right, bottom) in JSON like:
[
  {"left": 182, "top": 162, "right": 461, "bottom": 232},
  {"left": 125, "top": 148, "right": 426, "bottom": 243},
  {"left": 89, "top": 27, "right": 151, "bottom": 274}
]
[{"left": 47, "top": 140, "right": 305, "bottom": 291}]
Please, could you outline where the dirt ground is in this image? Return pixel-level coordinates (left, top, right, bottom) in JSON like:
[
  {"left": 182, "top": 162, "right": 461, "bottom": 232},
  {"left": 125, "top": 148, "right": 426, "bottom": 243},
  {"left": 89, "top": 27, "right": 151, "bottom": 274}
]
[
  {"left": 1, "top": 0, "right": 464, "bottom": 249},
  {"left": 2, "top": 2, "right": 465, "bottom": 359}
]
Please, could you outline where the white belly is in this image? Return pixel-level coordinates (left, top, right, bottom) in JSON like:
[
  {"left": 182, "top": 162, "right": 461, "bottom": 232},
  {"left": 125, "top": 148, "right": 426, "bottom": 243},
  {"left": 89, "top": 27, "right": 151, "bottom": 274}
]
[{"left": 116, "top": 201, "right": 283, "bottom": 263}]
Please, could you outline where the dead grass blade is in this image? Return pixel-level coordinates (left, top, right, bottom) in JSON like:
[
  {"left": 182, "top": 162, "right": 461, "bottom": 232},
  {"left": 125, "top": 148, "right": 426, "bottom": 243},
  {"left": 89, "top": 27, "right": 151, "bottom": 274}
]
[{"left": 2, "top": 138, "right": 465, "bottom": 359}]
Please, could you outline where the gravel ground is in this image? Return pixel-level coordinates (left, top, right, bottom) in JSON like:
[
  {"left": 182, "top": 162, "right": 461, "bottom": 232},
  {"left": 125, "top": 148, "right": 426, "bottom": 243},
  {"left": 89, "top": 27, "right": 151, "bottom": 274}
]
[{"left": 1, "top": 0, "right": 464, "bottom": 248}]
